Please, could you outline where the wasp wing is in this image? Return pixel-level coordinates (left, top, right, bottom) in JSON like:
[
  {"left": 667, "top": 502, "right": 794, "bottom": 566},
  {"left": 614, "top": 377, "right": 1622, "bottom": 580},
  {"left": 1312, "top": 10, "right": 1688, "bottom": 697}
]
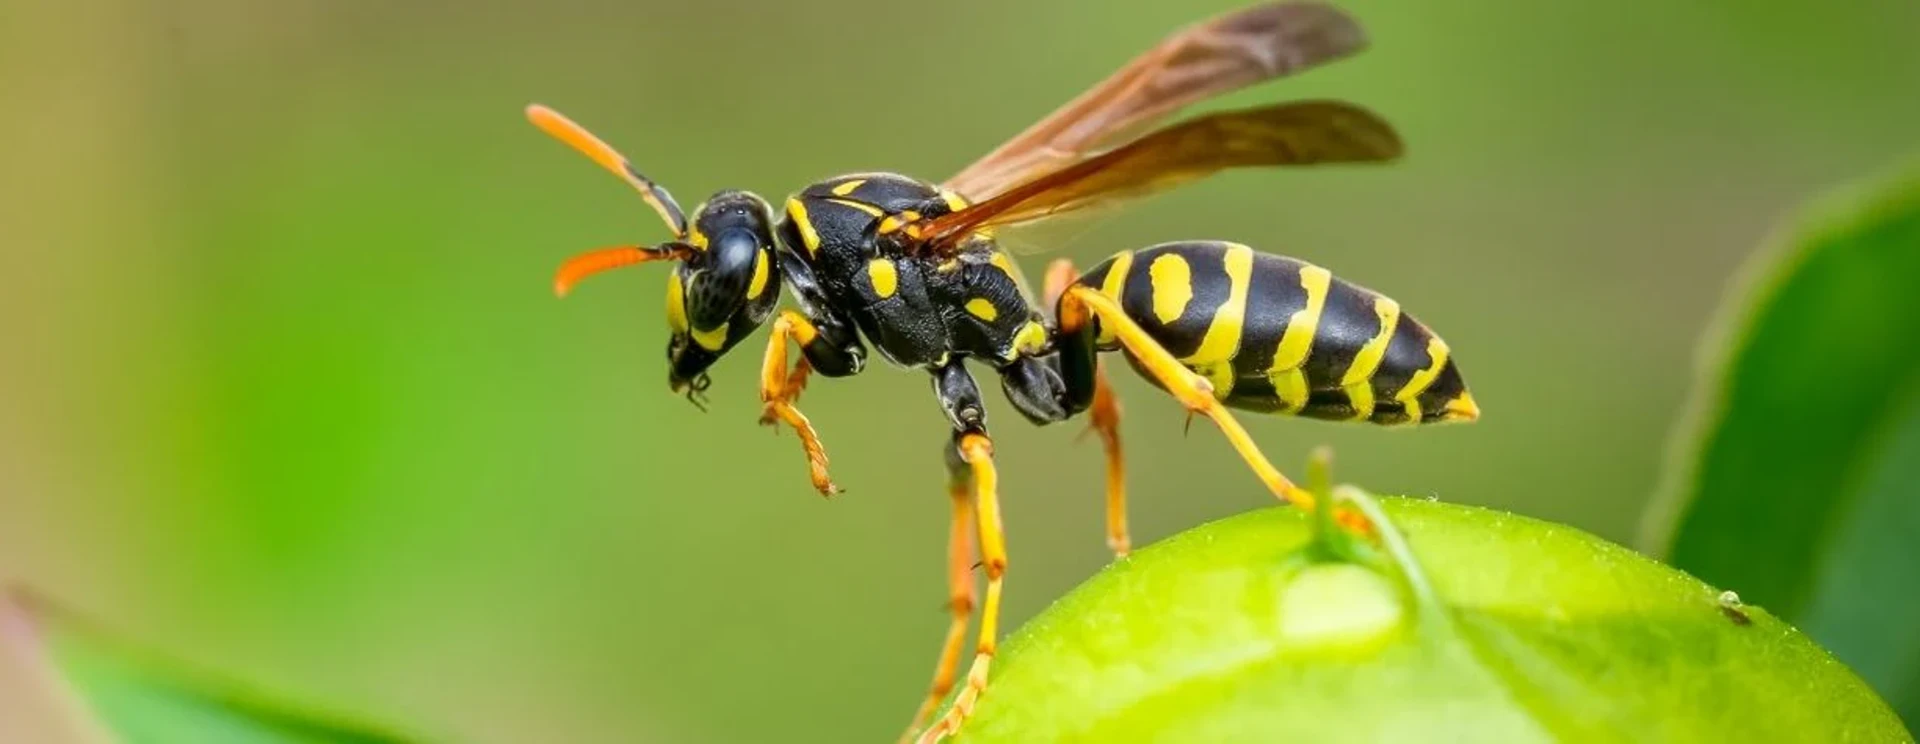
[
  {"left": 941, "top": 2, "right": 1368, "bottom": 201},
  {"left": 916, "top": 100, "right": 1401, "bottom": 252}
]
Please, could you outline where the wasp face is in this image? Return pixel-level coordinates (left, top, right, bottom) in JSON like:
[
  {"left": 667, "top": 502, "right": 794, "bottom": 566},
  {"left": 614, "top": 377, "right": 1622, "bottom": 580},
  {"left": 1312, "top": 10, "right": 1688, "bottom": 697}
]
[{"left": 663, "top": 190, "right": 781, "bottom": 406}]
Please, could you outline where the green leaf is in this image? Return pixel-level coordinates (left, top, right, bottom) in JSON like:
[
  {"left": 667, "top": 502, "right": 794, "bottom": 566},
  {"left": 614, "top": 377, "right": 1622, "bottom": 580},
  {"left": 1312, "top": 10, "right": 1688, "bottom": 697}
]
[
  {"left": 2, "top": 588, "right": 420, "bottom": 744},
  {"left": 941, "top": 499, "right": 1908, "bottom": 743},
  {"left": 1642, "top": 156, "right": 1920, "bottom": 726}
]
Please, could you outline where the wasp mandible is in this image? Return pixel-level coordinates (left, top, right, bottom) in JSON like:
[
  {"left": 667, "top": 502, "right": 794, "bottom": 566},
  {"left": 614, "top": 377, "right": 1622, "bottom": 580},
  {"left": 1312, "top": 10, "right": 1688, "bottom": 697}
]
[{"left": 526, "top": 3, "right": 1479, "bottom": 741}]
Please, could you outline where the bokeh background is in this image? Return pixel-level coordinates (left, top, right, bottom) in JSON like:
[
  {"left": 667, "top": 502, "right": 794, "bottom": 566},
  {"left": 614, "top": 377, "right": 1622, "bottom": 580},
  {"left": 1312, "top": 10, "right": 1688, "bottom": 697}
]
[{"left": 4, "top": 0, "right": 1917, "bottom": 741}]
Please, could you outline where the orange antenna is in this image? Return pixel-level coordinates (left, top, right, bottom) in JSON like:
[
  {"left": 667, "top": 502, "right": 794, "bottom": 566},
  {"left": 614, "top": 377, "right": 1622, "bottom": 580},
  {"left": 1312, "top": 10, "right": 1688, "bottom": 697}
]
[
  {"left": 553, "top": 245, "right": 690, "bottom": 298},
  {"left": 526, "top": 104, "right": 689, "bottom": 238}
]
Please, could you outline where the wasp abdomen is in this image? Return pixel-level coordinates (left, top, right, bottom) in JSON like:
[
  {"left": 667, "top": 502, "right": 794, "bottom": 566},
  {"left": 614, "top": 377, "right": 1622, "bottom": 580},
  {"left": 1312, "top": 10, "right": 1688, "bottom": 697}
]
[{"left": 1073, "top": 241, "right": 1476, "bottom": 426}]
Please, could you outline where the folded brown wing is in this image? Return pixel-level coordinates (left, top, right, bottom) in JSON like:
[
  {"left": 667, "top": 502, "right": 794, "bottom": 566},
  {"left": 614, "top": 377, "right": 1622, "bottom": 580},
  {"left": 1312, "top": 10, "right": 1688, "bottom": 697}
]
[{"left": 941, "top": 2, "right": 1368, "bottom": 201}]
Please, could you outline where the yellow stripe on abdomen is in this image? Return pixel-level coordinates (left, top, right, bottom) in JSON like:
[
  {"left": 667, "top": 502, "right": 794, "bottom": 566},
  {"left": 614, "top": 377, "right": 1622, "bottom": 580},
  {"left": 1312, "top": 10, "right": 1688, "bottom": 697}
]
[
  {"left": 1182, "top": 244, "right": 1254, "bottom": 400},
  {"left": 1340, "top": 297, "right": 1402, "bottom": 420},
  {"left": 1266, "top": 264, "right": 1331, "bottom": 412}
]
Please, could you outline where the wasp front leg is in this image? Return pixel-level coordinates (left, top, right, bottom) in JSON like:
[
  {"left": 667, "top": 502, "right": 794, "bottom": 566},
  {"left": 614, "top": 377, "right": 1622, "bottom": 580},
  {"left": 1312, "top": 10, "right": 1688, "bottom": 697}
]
[{"left": 759, "top": 309, "right": 864, "bottom": 496}]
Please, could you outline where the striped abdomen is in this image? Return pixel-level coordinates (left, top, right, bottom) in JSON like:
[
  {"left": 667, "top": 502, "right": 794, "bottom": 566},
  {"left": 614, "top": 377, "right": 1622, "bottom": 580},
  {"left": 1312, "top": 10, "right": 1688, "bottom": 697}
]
[{"left": 1072, "top": 241, "right": 1476, "bottom": 425}]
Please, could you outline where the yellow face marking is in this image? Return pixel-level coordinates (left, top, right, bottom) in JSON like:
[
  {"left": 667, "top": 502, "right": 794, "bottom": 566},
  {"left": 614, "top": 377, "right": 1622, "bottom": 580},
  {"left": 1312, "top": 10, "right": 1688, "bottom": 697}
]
[
  {"left": 1340, "top": 297, "right": 1402, "bottom": 387},
  {"left": 1271, "top": 265, "right": 1331, "bottom": 372},
  {"left": 830, "top": 179, "right": 867, "bottom": 197},
  {"left": 1395, "top": 336, "right": 1452, "bottom": 422},
  {"left": 965, "top": 298, "right": 1000, "bottom": 322},
  {"left": 1269, "top": 367, "right": 1309, "bottom": 413},
  {"left": 824, "top": 197, "right": 884, "bottom": 217},
  {"left": 1344, "top": 380, "right": 1376, "bottom": 421},
  {"left": 664, "top": 272, "right": 689, "bottom": 333},
  {"left": 691, "top": 321, "right": 730, "bottom": 351},
  {"left": 1181, "top": 244, "right": 1254, "bottom": 366},
  {"left": 747, "top": 250, "right": 770, "bottom": 300},
  {"left": 867, "top": 258, "right": 898, "bottom": 298},
  {"left": 785, "top": 198, "right": 820, "bottom": 257},
  {"left": 1008, "top": 320, "right": 1048, "bottom": 360},
  {"left": 1095, "top": 251, "right": 1135, "bottom": 346},
  {"left": 1147, "top": 253, "right": 1193, "bottom": 324}
]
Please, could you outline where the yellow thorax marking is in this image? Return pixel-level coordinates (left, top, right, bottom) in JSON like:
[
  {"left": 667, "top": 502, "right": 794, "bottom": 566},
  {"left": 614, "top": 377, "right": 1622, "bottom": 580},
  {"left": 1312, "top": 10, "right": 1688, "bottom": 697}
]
[
  {"left": 785, "top": 198, "right": 820, "bottom": 256},
  {"left": 988, "top": 251, "right": 1015, "bottom": 275},
  {"left": 877, "top": 210, "right": 923, "bottom": 235},
  {"left": 867, "top": 258, "right": 898, "bottom": 298},
  {"left": 825, "top": 197, "right": 884, "bottom": 217},
  {"left": 1180, "top": 244, "right": 1253, "bottom": 366},
  {"left": 1147, "top": 253, "right": 1193, "bottom": 324},
  {"left": 966, "top": 298, "right": 999, "bottom": 322},
  {"left": 1009, "top": 320, "right": 1048, "bottom": 360},
  {"left": 830, "top": 179, "right": 867, "bottom": 197},
  {"left": 940, "top": 189, "right": 969, "bottom": 212}
]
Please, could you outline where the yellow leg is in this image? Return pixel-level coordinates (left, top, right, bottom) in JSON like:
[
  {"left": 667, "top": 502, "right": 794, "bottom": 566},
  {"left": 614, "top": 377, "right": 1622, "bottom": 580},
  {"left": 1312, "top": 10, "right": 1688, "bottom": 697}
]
[
  {"left": 759, "top": 310, "right": 841, "bottom": 496},
  {"left": 899, "top": 467, "right": 979, "bottom": 743},
  {"left": 918, "top": 433, "right": 1004, "bottom": 744},
  {"left": 1088, "top": 370, "right": 1130, "bottom": 557},
  {"left": 1045, "top": 259, "right": 1131, "bottom": 558},
  {"left": 1059, "top": 287, "right": 1315, "bottom": 509}
]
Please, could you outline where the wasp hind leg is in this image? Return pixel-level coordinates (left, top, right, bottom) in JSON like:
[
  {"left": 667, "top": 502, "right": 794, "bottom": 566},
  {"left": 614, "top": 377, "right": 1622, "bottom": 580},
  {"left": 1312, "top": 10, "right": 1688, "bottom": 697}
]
[
  {"left": 911, "top": 360, "right": 1007, "bottom": 744},
  {"left": 1045, "top": 259, "right": 1131, "bottom": 557},
  {"left": 1055, "top": 285, "right": 1318, "bottom": 509},
  {"left": 759, "top": 309, "right": 863, "bottom": 496}
]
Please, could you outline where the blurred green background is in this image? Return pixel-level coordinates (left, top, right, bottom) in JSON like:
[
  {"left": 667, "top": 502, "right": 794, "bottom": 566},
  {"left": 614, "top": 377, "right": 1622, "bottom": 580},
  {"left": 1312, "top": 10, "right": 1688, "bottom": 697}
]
[{"left": 3, "top": 0, "right": 1917, "bottom": 741}]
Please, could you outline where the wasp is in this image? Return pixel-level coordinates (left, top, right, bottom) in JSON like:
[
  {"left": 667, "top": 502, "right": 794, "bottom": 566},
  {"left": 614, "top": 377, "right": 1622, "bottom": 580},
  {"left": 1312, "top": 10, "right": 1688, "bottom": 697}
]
[{"left": 526, "top": 3, "right": 1478, "bottom": 741}]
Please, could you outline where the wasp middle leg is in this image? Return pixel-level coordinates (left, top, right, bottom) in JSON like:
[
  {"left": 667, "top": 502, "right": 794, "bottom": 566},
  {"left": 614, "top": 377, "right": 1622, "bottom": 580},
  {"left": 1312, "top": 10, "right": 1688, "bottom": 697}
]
[
  {"left": 911, "top": 360, "right": 1007, "bottom": 744},
  {"left": 759, "top": 309, "right": 863, "bottom": 496}
]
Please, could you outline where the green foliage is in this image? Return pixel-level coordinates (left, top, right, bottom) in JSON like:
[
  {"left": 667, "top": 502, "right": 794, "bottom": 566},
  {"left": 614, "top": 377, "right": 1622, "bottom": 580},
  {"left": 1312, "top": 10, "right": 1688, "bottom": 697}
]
[
  {"left": 1645, "top": 157, "right": 1920, "bottom": 726},
  {"left": 2, "top": 589, "right": 417, "bottom": 744},
  {"left": 947, "top": 497, "right": 1908, "bottom": 743}
]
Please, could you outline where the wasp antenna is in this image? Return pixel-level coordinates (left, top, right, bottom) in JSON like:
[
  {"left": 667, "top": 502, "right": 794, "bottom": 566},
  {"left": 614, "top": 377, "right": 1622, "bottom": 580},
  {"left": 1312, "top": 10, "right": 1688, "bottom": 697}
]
[
  {"left": 552, "top": 245, "right": 688, "bottom": 298},
  {"left": 525, "top": 103, "right": 689, "bottom": 238}
]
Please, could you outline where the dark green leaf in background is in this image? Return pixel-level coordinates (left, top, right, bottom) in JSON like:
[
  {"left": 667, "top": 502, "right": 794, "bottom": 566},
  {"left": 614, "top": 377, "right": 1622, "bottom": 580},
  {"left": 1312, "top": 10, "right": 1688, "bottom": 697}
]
[
  {"left": 1644, "top": 156, "right": 1920, "bottom": 727},
  {"left": 2, "top": 588, "right": 418, "bottom": 744}
]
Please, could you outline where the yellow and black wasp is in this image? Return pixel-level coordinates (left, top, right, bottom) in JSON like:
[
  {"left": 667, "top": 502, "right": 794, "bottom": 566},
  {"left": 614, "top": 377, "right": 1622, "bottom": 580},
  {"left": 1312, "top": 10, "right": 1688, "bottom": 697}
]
[{"left": 526, "top": 3, "right": 1479, "bottom": 741}]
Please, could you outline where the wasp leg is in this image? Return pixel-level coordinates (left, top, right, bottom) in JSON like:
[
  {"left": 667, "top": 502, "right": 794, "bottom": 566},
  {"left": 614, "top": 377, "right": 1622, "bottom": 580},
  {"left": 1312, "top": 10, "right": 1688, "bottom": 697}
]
[
  {"left": 1057, "top": 285, "right": 1316, "bottom": 508},
  {"left": 899, "top": 440, "right": 979, "bottom": 744},
  {"left": 1045, "top": 259, "right": 1131, "bottom": 557},
  {"left": 915, "top": 362, "right": 1007, "bottom": 744},
  {"left": 759, "top": 310, "right": 862, "bottom": 496}
]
